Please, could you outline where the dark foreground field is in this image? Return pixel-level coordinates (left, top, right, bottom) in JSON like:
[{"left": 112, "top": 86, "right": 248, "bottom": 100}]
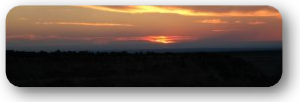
[{"left": 6, "top": 50, "right": 282, "bottom": 87}]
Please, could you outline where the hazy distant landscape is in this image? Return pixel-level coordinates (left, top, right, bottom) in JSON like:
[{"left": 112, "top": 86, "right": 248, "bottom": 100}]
[
  {"left": 6, "top": 6, "right": 282, "bottom": 87},
  {"left": 6, "top": 50, "right": 282, "bottom": 87}
]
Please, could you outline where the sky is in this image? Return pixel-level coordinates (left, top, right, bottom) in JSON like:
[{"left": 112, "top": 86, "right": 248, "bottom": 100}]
[{"left": 6, "top": 6, "right": 282, "bottom": 51}]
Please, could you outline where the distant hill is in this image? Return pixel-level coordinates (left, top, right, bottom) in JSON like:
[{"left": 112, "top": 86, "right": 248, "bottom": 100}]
[
  {"left": 7, "top": 40, "right": 282, "bottom": 52},
  {"left": 115, "top": 47, "right": 282, "bottom": 53}
]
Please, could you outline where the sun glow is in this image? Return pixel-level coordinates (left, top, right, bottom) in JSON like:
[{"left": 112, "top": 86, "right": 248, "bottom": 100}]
[
  {"left": 146, "top": 36, "right": 175, "bottom": 44},
  {"left": 115, "top": 35, "right": 196, "bottom": 44}
]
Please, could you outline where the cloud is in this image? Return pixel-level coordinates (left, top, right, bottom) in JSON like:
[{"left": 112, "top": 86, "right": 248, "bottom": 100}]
[
  {"left": 35, "top": 22, "right": 134, "bottom": 27},
  {"left": 234, "top": 20, "right": 241, "bottom": 23},
  {"left": 18, "top": 17, "right": 29, "bottom": 21},
  {"left": 173, "top": 6, "right": 278, "bottom": 13},
  {"left": 7, "top": 34, "right": 196, "bottom": 44},
  {"left": 76, "top": 6, "right": 281, "bottom": 17},
  {"left": 7, "top": 34, "right": 109, "bottom": 44},
  {"left": 195, "top": 19, "right": 227, "bottom": 24},
  {"left": 212, "top": 29, "right": 227, "bottom": 32},
  {"left": 248, "top": 21, "right": 266, "bottom": 25},
  {"left": 7, "top": 34, "right": 37, "bottom": 41}
]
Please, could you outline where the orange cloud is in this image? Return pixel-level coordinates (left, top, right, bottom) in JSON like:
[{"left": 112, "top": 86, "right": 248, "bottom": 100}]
[
  {"left": 7, "top": 34, "right": 37, "bottom": 41},
  {"left": 196, "top": 19, "right": 227, "bottom": 24},
  {"left": 18, "top": 17, "right": 29, "bottom": 21},
  {"left": 7, "top": 34, "right": 109, "bottom": 44},
  {"left": 7, "top": 34, "right": 196, "bottom": 44},
  {"left": 248, "top": 21, "right": 266, "bottom": 25},
  {"left": 35, "top": 22, "right": 134, "bottom": 27},
  {"left": 234, "top": 20, "right": 241, "bottom": 23},
  {"left": 115, "top": 36, "right": 196, "bottom": 44},
  {"left": 77, "top": 6, "right": 280, "bottom": 17},
  {"left": 212, "top": 29, "right": 227, "bottom": 32}
]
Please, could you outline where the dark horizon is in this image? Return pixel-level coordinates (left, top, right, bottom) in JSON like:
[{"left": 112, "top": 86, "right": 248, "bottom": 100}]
[
  {"left": 6, "top": 47, "right": 282, "bottom": 53},
  {"left": 6, "top": 40, "right": 282, "bottom": 52}
]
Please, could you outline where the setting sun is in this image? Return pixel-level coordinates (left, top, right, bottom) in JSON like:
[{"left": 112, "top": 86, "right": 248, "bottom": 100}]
[{"left": 145, "top": 36, "right": 176, "bottom": 44}]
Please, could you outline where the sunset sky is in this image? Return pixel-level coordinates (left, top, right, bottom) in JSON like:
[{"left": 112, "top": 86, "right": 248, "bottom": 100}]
[{"left": 6, "top": 6, "right": 282, "bottom": 51}]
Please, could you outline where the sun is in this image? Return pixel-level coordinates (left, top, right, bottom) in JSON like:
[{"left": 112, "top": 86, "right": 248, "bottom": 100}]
[{"left": 146, "top": 36, "right": 175, "bottom": 44}]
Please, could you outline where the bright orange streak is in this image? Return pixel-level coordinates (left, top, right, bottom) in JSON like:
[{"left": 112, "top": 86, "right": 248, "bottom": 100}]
[
  {"left": 248, "top": 21, "right": 266, "bottom": 25},
  {"left": 212, "top": 29, "right": 227, "bottom": 32},
  {"left": 77, "top": 6, "right": 281, "bottom": 17},
  {"left": 196, "top": 19, "right": 227, "bottom": 24},
  {"left": 35, "top": 22, "right": 134, "bottom": 27}
]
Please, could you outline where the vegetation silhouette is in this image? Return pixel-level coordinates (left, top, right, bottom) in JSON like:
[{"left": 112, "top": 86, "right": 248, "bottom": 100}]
[{"left": 6, "top": 50, "right": 281, "bottom": 87}]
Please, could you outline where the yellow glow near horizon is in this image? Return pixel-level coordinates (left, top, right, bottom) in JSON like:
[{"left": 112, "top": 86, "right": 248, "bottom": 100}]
[
  {"left": 146, "top": 36, "right": 176, "bottom": 44},
  {"left": 114, "top": 36, "right": 196, "bottom": 44}
]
